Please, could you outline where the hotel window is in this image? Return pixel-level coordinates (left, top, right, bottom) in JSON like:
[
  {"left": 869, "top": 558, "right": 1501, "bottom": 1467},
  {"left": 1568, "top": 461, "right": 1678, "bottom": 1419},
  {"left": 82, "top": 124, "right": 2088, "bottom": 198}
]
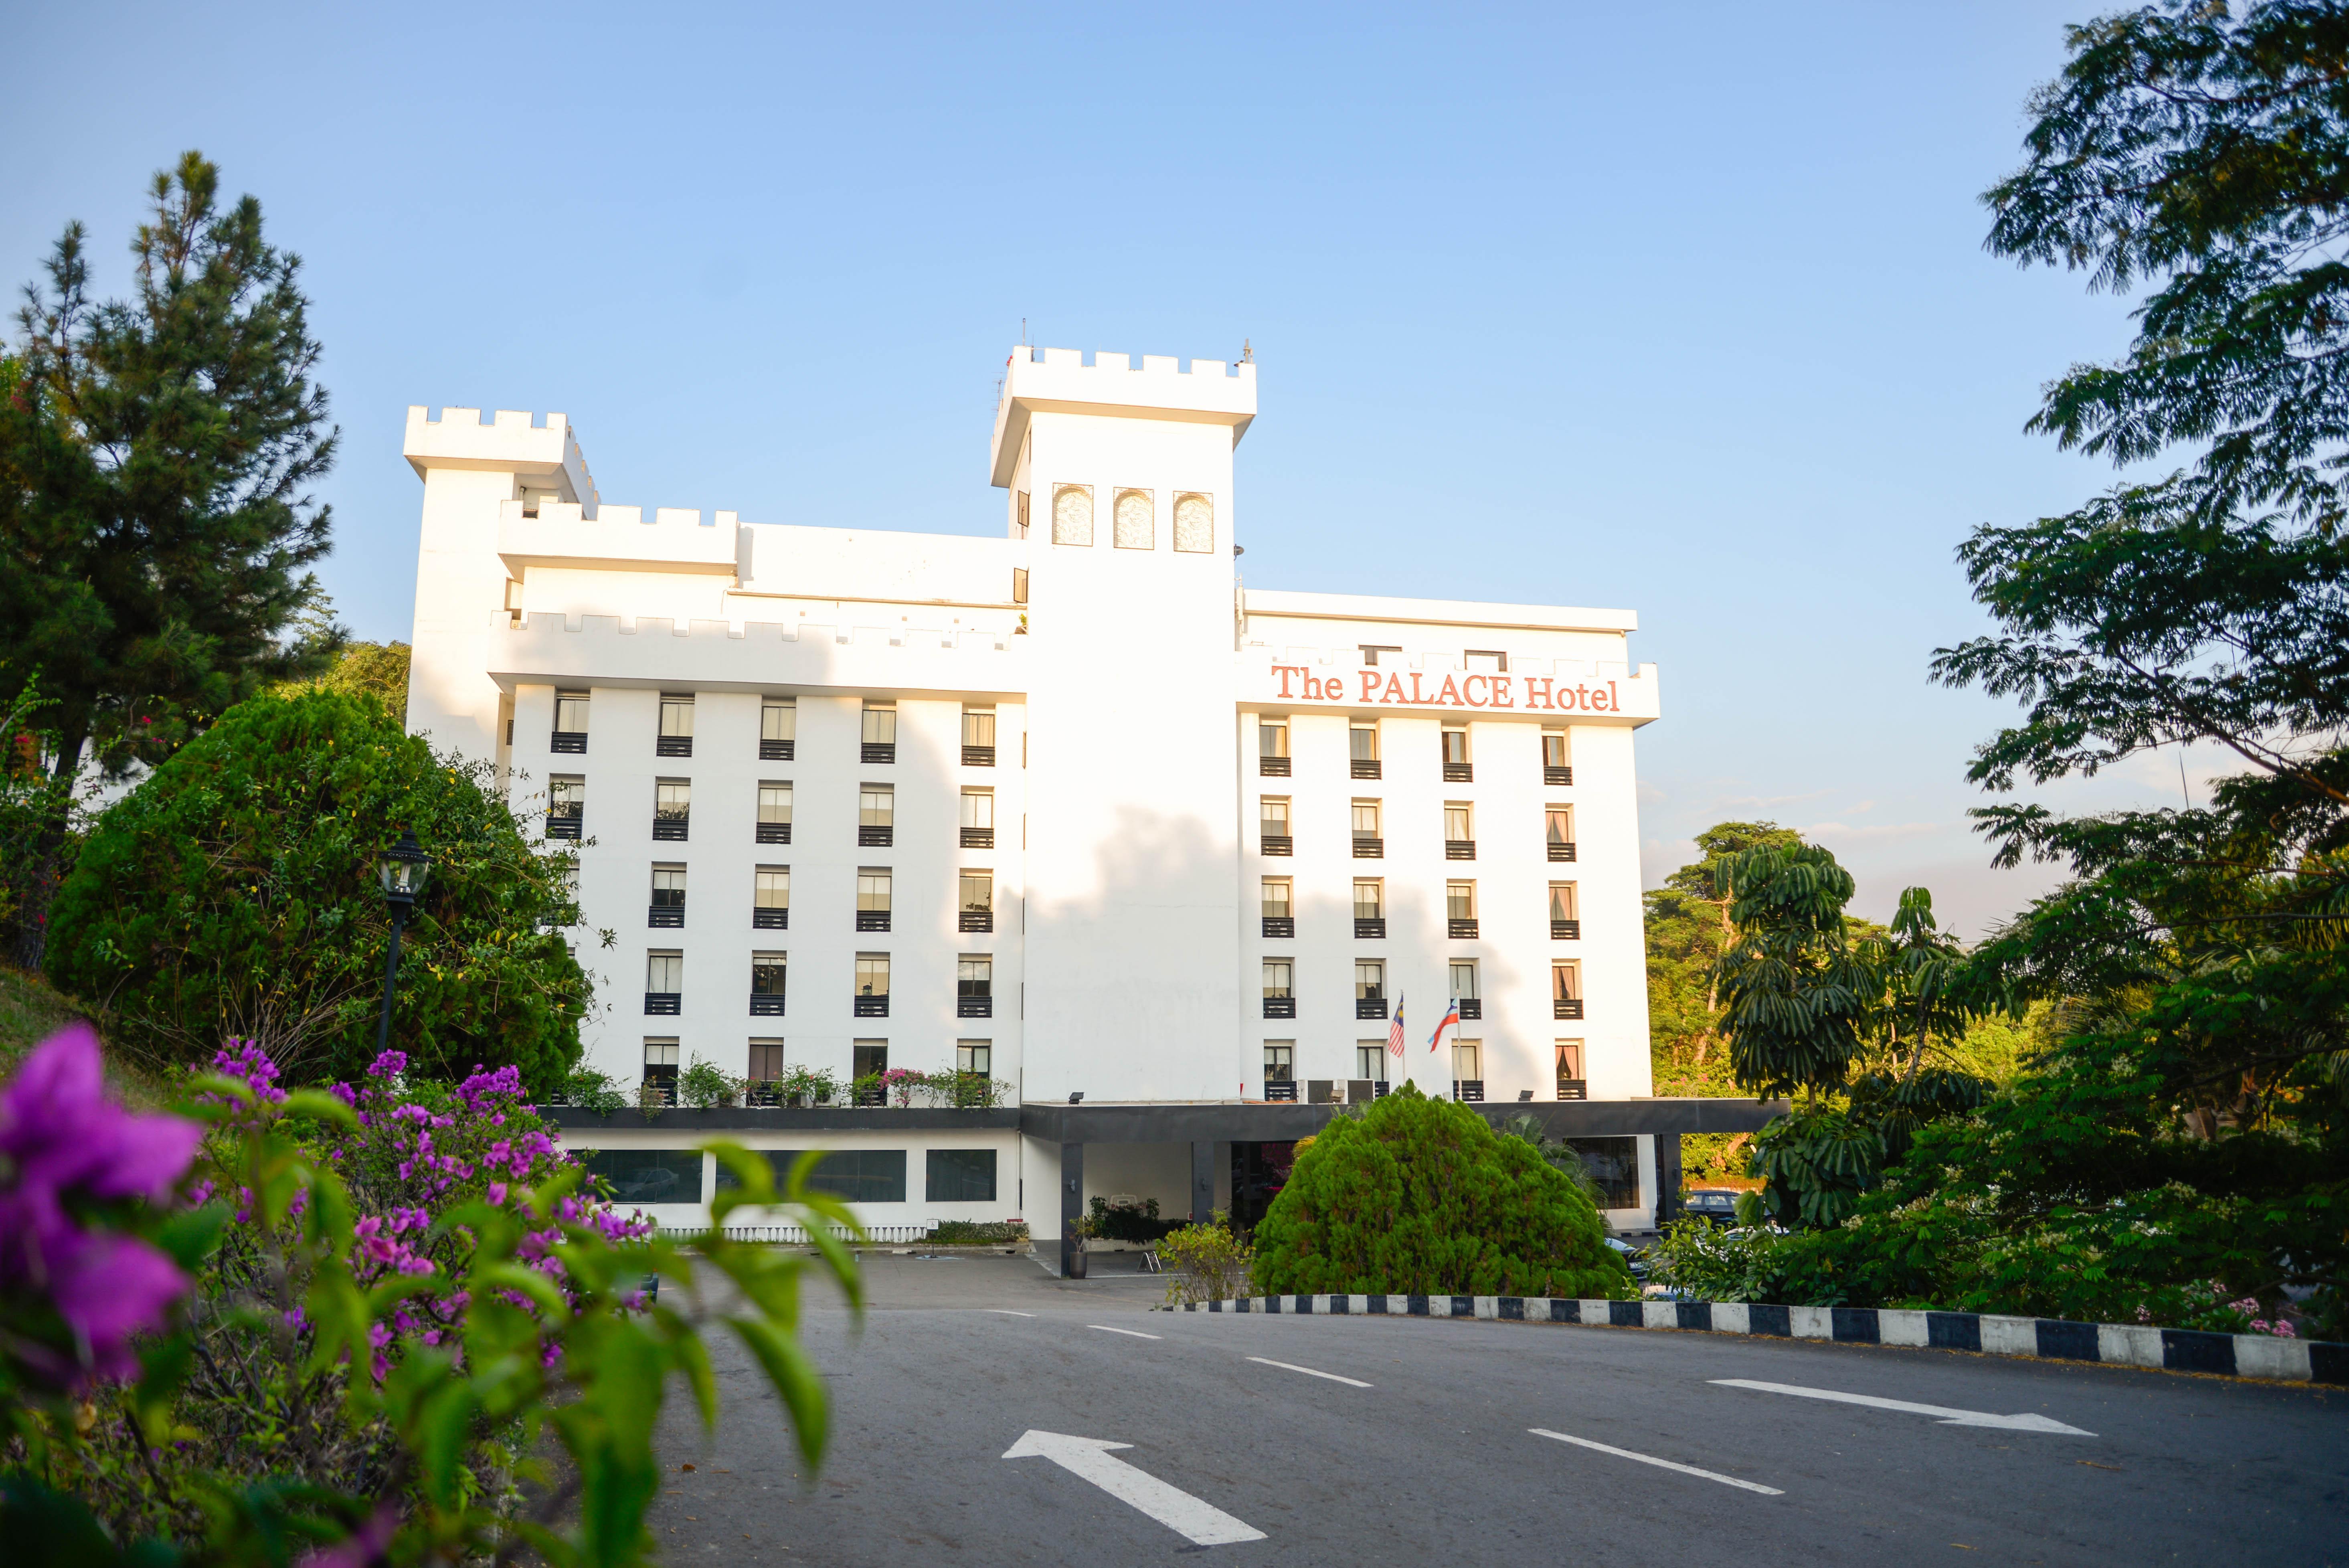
[
  {"left": 1447, "top": 881, "right": 1477, "bottom": 939},
  {"left": 648, "top": 865, "right": 686, "bottom": 928},
  {"left": 1356, "top": 961, "right": 1387, "bottom": 1019},
  {"left": 747, "top": 1039, "right": 785, "bottom": 1087},
  {"left": 1258, "top": 717, "right": 1289, "bottom": 777},
  {"left": 961, "top": 787, "right": 995, "bottom": 847},
  {"left": 1568, "top": 1137, "right": 1641, "bottom": 1209},
  {"left": 754, "top": 866, "right": 790, "bottom": 929},
  {"left": 861, "top": 701, "right": 896, "bottom": 763},
  {"left": 1260, "top": 878, "right": 1293, "bottom": 938},
  {"left": 1550, "top": 882, "right": 1579, "bottom": 940},
  {"left": 645, "top": 952, "right": 682, "bottom": 1014},
  {"left": 1012, "top": 567, "right": 1028, "bottom": 604},
  {"left": 1350, "top": 721, "right": 1381, "bottom": 779},
  {"left": 1441, "top": 725, "right": 1472, "bottom": 782},
  {"left": 1260, "top": 797, "right": 1292, "bottom": 855},
  {"left": 959, "top": 871, "right": 993, "bottom": 933},
  {"left": 1553, "top": 961, "right": 1583, "bottom": 1020},
  {"left": 957, "top": 1039, "right": 992, "bottom": 1076},
  {"left": 1356, "top": 1042, "right": 1389, "bottom": 1082},
  {"left": 652, "top": 780, "right": 690, "bottom": 842},
  {"left": 1556, "top": 1040, "right": 1586, "bottom": 1099},
  {"left": 1451, "top": 959, "right": 1481, "bottom": 1020},
  {"left": 1262, "top": 960, "right": 1295, "bottom": 1019},
  {"left": 1052, "top": 483, "right": 1093, "bottom": 546},
  {"left": 854, "top": 954, "right": 890, "bottom": 1016},
  {"left": 958, "top": 955, "right": 992, "bottom": 1018},
  {"left": 1113, "top": 488, "right": 1154, "bottom": 550},
  {"left": 757, "top": 781, "right": 792, "bottom": 844},
  {"left": 859, "top": 785, "right": 894, "bottom": 846},
  {"left": 1445, "top": 802, "right": 1475, "bottom": 860},
  {"left": 1264, "top": 1042, "right": 1295, "bottom": 1093},
  {"left": 761, "top": 697, "right": 795, "bottom": 761},
  {"left": 552, "top": 690, "right": 589, "bottom": 753},
  {"left": 657, "top": 693, "right": 694, "bottom": 757},
  {"left": 1353, "top": 879, "right": 1385, "bottom": 939},
  {"left": 856, "top": 870, "right": 893, "bottom": 932},
  {"left": 1463, "top": 649, "right": 1507, "bottom": 673},
  {"left": 1351, "top": 800, "right": 1382, "bottom": 858},
  {"left": 853, "top": 1039, "right": 889, "bottom": 1084},
  {"left": 750, "top": 952, "right": 787, "bottom": 1016},
  {"left": 928, "top": 1147, "right": 998, "bottom": 1202},
  {"left": 643, "top": 1038, "right": 680, "bottom": 1094},
  {"left": 1173, "top": 491, "right": 1214, "bottom": 553},
  {"left": 962, "top": 706, "right": 996, "bottom": 766},
  {"left": 1543, "top": 730, "right": 1572, "bottom": 785},
  {"left": 1547, "top": 805, "right": 1576, "bottom": 861},
  {"left": 1452, "top": 1039, "right": 1483, "bottom": 1100},
  {"left": 1016, "top": 489, "right": 1030, "bottom": 538},
  {"left": 546, "top": 774, "right": 584, "bottom": 840}
]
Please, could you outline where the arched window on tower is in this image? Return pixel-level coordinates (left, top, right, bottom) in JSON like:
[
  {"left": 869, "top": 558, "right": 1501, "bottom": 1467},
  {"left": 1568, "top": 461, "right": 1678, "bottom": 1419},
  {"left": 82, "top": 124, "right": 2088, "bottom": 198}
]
[
  {"left": 1114, "top": 488, "right": 1155, "bottom": 549},
  {"left": 1174, "top": 491, "right": 1214, "bottom": 553},
  {"left": 1052, "top": 484, "right": 1093, "bottom": 546}
]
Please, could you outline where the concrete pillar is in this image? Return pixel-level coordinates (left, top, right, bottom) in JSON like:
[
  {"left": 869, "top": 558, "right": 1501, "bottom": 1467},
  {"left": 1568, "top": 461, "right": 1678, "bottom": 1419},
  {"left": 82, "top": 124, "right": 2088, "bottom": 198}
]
[
  {"left": 1059, "top": 1141, "right": 1085, "bottom": 1278},
  {"left": 1190, "top": 1140, "right": 1216, "bottom": 1224}
]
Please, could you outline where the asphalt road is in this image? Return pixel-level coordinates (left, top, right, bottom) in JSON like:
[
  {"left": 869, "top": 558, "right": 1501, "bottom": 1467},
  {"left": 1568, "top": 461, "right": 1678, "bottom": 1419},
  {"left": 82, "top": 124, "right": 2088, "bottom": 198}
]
[{"left": 645, "top": 1253, "right": 2347, "bottom": 1565}]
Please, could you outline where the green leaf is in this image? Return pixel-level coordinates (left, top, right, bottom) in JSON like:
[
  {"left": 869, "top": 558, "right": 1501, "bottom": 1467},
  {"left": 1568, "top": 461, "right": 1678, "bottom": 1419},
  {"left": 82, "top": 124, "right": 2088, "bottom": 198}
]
[{"left": 726, "top": 1315, "right": 828, "bottom": 1470}]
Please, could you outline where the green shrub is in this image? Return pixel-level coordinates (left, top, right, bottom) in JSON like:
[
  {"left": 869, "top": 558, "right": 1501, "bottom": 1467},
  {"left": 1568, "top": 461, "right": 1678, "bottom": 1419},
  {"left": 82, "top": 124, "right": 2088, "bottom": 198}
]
[
  {"left": 44, "top": 687, "right": 590, "bottom": 1090},
  {"left": 1252, "top": 1086, "right": 1635, "bottom": 1299},
  {"left": 927, "top": 1219, "right": 1029, "bottom": 1245},
  {"left": 1159, "top": 1213, "right": 1254, "bottom": 1305}
]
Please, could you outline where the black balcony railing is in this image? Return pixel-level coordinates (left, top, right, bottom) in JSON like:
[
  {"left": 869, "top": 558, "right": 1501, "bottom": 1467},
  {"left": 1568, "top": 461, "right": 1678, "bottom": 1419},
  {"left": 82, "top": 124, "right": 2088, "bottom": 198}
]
[
  {"left": 1263, "top": 996, "right": 1296, "bottom": 1019},
  {"left": 648, "top": 905, "right": 683, "bottom": 929},
  {"left": 657, "top": 735, "right": 692, "bottom": 758},
  {"left": 1552, "top": 919, "right": 1581, "bottom": 940},
  {"left": 1265, "top": 1079, "right": 1298, "bottom": 1103},
  {"left": 1453, "top": 1079, "right": 1485, "bottom": 1102},
  {"left": 1373, "top": 1081, "right": 1394, "bottom": 1099},
  {"left": 959, "top": 910, "right": 993, "bottom": 933},
  {"left": 856, "top": 910, "right": 891, "bottom": 932},
  {"left": 1556, "top": 1078, "right": 1588, "bottom": 1101},
  {"left": 1261, "top": 916, "right": 1294, "bottom": 939},
  {"left": 957, "top": 996, "right": 992, "bottom": 1018},
  {"left": 852, "top": 1084, "right": 886, "bottom": 1107},
  {"left": 1260, "top": 834, "right": 1293, "bottom": 856},
  {"left": 1357, "top": 997, "right": 1388, "bottom": 1020},
  {"left": 862, "top": 742, "right": 895, "bottom": 764},
  {"left": 754, "top": 907, "right": 787, "bottom": 930},
  {"left": 1351, "top": 759, "right": 1382, "bottom": 780},
  {"left": 1548, "top": 841, "right": 1577, "bottom": 862},
  {"left": 961, "top": 827, "right": 993, "bottom": 849},
  {"left": 1445, "top": 839, "right": 1476, "bottom": 861},
  {"left": 1352, "top": 836, "right": 1383, "bottom": 858},
  {"left": 757, "top": 821, "right": 790, "bottom": 844},
  {"left": 859, "top": 825, "right": 893, "bottom": 847},
  {"left": 653, "top": 816, "right": 689, "bottom": 842},
  {"left": 550, "top": 730, "right": 587, "bottom": 754},
  {"left": 644, "top": 992, "right": 681, "bottom": 1016},
  {"left": 761, "top": 738, "right": 793, "bottom": 761},
  {"left": 546, "top": 814, "right": 582, "bottom": 840},
  {"left": 854, "top": 995, "right": 889, "bottom": 1018},
  {"left": 1354, "top": 917, "right": 1386, "bottom": 939},
  {"left": 962, "top": 744, "right": 994, "bottom": 767},
  {"left": 1259, "top": 756, "right": 1290, "bottom": 777},
  {"left": 1443, "top": 762, "right": 1473, "bottom": 783},
  {"left": 1449, "top": 918, "right": 1478, "bottom": 939},
  {"left": 1554, "top": 998, "right": 1584, "bottom": 1020},
  {"left": 749, "top": 994, "right": 785, "bottom": 1017},
  {"left": 1546, "top": 765, "right": 1573, "bottom": 786},
  {"left": 638, "top": 1080, "right": 677, "bottom": 1107},
  {"left": 1458, "top": 997, "right": 1482, "bottom": 1019}
]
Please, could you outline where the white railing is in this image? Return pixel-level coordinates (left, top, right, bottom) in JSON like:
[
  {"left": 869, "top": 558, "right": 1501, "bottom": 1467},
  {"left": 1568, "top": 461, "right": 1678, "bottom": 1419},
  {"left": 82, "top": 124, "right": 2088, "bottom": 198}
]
[{"left": 658, "top": 1221, "right": 940, "bottom": 1246}]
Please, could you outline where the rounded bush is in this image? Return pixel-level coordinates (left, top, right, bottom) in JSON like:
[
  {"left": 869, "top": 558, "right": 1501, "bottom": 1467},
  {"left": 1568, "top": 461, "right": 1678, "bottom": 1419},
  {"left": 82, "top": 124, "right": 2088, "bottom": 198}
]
[
  {"left": 46, "top": 688, "right": 589, "bottom": 1088},
  {"left": 1251, "top": 1085, "right": 1634, "bottom": 1299}
]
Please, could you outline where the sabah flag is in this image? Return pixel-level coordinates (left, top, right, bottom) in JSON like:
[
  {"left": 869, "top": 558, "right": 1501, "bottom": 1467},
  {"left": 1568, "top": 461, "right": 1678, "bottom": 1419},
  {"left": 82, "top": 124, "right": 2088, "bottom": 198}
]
[
  {"left": 1428, "top": 997, "right": 1462, "bottom": 1054},
  {"left": 1387, "top": 993, "right": 1406, "bottom": 1057}
]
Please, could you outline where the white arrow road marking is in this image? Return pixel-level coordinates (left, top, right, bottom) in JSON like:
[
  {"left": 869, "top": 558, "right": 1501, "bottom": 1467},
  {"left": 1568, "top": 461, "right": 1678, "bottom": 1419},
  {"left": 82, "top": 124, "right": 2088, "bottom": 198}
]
[
  {"left": 984, "top": 1309, "right": 1035, "bottom": 1317},
  {"left": 1003, "top": 1430, "right": 1267, "bottom": 1546},
  {"left": 1708, "top": 1379, "right": 2096, "bottom": 1436},
  {"left": 1246, "top": 1356, "right": 1373, "bottom": 1388},
  {"left": 1086, "top": 1324, "right": 1162, "bottom": 1339},
  {"left": 1531, "top": 1429, "right": 1784, "bottom": 1495}
]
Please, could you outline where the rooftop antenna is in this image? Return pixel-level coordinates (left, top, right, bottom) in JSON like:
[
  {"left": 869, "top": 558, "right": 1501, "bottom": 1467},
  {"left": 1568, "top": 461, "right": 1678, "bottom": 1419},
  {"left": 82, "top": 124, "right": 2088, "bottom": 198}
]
[
  {"left": 1022, "top": 317, "right": 1029, "bottom": 346},
  {"left": 1240, "top": 338, "right": 1253, "bottom": 363}
]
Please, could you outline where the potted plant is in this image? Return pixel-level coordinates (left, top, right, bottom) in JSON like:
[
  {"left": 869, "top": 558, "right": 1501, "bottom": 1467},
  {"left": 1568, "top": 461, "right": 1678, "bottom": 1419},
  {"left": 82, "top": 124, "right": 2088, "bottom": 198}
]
[
  {"left": 678, "top": 1055, "right": 740, "bottom": 1109},
  {"left": 851, "top": 1071, "right": 884, "bottom": 1108},
  {"left": 880, "top": 1066, "right": 926, "bottom": 1107}
]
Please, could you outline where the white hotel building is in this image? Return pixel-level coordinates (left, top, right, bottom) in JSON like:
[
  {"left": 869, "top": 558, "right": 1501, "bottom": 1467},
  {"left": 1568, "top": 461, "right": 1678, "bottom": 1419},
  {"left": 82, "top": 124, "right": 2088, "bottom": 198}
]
[{"left": 401, "top": 347, "right": 1753, "bottom": 1264}]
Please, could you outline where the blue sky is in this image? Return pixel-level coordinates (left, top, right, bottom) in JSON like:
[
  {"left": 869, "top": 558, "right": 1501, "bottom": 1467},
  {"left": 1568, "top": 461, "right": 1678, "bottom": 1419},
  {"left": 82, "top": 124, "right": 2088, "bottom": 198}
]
[{"left": 2, "top": 1, "right": 2194, "bottom": 936}]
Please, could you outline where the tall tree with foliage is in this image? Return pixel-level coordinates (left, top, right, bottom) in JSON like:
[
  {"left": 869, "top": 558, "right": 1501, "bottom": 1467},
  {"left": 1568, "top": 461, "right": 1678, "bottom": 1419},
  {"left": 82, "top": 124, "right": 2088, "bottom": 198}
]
[{"left": 2, "top": 152, "right": 340, "bottom": 964}]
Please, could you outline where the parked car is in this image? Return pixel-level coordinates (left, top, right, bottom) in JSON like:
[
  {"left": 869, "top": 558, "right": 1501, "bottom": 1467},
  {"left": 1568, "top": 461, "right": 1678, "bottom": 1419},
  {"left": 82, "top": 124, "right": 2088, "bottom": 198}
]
[
  {"left": 1604, "top": 1235, "right": 1648, "bottom": 1280},
  {"left": 1681, "top": 1188, "right": 1743, "bottom": 1228}
]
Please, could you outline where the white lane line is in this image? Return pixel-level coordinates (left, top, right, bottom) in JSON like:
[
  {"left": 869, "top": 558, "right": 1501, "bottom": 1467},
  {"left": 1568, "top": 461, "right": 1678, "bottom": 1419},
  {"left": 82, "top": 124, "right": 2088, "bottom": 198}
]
[
  {"left": 984, "top": 1309, "right": 1036, "bottom": 1317},
  {"left": 1530, "top": 1429, "right": 1784, "bottom": 1495},
  {"left": 1246, "top": 1355, "right": 1373, "bottom": 1388},
  {"left": 1004, "top": 1430, "right": 1267, "bottom": 1545},
  {"left": 1086, "top": 1324, "right": 1163, "bottom": 1339},
  {"left": 1708, "top": 1379, "right": 2096, "bottom": 1436}
]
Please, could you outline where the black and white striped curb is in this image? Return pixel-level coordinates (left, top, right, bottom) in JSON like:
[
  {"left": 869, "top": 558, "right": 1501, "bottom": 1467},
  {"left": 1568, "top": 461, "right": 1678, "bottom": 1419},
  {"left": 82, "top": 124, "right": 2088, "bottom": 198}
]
[{"left": 1159, "top": 1294, "right": 2347, "bottom": 1384}]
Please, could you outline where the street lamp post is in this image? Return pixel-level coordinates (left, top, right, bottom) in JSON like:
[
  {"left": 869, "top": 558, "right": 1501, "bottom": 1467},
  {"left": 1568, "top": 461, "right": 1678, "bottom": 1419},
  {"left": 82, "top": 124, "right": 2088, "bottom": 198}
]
[{"left": 375, "top": 830, "right": 433, "bottom": 1057}]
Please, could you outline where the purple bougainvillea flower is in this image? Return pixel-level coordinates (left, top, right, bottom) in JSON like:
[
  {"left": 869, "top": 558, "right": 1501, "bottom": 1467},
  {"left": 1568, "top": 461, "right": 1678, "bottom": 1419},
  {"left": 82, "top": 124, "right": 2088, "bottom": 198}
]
[
  {"left": 47, "top": 1231, "right": 188, "bottom": 1382},
  {"left": 0, "top": 1025, "right": 203, "bottom": 1204}
]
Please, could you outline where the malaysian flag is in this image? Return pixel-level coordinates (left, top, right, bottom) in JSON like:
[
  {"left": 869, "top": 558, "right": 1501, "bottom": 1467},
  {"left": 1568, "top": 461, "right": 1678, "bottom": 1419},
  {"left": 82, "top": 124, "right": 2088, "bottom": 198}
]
[
  {"left": 1428, "top": 996, "right": 1462, "bottom": 1054},
  {"left": 1387, "top": 992, "right": 1406, "bottom": 1057}
]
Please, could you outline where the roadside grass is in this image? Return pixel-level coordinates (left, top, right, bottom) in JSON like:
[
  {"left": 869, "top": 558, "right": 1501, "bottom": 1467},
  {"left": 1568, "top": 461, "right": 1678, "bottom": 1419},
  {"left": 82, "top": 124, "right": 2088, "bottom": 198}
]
[{"left": 0, "top": 963, "right": 176, "bottom": 1107}]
